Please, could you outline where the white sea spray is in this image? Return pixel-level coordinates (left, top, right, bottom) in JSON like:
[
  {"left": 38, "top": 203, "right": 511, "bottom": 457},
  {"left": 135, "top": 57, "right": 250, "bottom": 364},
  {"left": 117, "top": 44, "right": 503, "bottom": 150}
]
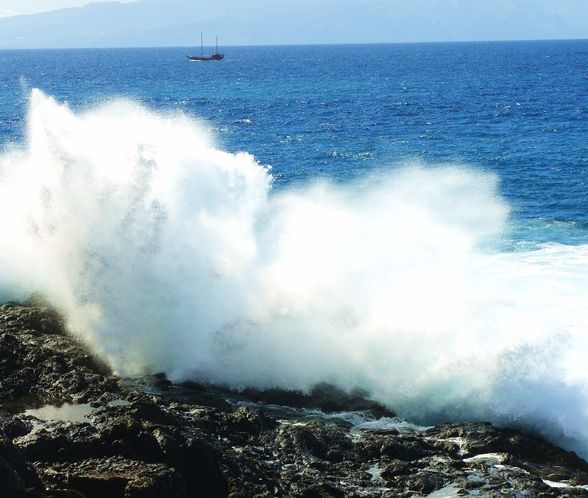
[{"left": 1, "top": 90, "right": 588, "bottom": 456}]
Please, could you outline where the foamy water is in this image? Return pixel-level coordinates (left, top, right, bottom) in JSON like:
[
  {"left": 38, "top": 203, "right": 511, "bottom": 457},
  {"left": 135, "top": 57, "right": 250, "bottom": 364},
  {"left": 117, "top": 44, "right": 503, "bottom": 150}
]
[{"left": 1, "top": 91, "right": 587, "bottom": 456}]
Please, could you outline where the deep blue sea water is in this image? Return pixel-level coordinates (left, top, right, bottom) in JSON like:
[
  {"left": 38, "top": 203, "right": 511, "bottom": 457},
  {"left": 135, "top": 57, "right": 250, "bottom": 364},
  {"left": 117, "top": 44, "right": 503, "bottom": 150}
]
[{"left": 1, "top": 41, "right": 587, "bottom": 247}]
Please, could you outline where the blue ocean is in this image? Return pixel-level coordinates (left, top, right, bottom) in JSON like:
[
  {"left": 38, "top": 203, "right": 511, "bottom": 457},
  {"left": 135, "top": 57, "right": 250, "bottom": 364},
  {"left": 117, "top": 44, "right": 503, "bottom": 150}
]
[{"left": 0, "top": 41, "right": 587, "bottom": 455}]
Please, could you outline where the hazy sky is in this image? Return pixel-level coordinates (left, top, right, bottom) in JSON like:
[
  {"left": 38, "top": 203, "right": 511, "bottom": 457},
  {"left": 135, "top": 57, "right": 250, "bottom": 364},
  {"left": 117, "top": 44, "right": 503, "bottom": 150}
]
[
  {"left": 0, "top": 0, "right": 135, "bottom": 16},
  {"left": 0, "top": 0, "right": 586, "bottom": 23}
]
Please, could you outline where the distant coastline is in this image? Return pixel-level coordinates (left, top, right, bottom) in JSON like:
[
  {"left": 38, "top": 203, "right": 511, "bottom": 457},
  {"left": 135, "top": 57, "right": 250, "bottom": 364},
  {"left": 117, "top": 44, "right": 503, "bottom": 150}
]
[
  {"left": 0, "top": 37, "right": 587, "bottom": 52},
  {"left": 0, "top": 0, "right": 586, "bottom": 50}
]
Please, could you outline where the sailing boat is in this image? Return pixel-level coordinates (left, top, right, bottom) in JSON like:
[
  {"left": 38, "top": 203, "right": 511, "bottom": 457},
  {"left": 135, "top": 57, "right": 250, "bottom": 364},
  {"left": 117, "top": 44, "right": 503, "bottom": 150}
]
[{"left": 187, "top": 33, "right": 224, "bottom": 61}]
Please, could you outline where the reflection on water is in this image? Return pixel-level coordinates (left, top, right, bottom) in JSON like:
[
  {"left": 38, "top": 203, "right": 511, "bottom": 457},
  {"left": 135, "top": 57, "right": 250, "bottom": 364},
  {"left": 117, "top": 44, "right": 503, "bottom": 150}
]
[
  {"left": 107, "top": 399, "right": 131, "bottom": 408},
  {"left": 24, "top": 403, "right": 93, "bottom": 423}
]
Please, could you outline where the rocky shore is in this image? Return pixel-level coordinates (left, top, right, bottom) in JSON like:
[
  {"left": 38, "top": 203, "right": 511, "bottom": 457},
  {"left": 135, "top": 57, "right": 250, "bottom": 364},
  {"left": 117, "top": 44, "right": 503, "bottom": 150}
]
[{"left": 2, "top": 303, "right": 588, "bottom": 497}]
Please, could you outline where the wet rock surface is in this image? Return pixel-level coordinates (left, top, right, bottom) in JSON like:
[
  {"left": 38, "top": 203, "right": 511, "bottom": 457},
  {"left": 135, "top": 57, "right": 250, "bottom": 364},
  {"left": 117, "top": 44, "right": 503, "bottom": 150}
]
[
  {"left": 0, "top": 303, "right": 116, "bottom": 406},
  {"left": 1, "top": 303, "right": 588, "bottom": 497}
]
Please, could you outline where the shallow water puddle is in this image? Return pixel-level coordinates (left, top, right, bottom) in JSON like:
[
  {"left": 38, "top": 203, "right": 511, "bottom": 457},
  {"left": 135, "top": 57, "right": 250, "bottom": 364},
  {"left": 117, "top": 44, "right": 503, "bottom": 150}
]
[
  {"left": 423, "top": 484, "right": 464, "bottom": 497},
  {"left": 366, "top": 465, "right": 382, "bottom": 480},
  {"left": 107, "top": 399, "right": 131, "bottom": 408},
  {"left": 24, "top": 403, "right": 93, "bottom": 423}
]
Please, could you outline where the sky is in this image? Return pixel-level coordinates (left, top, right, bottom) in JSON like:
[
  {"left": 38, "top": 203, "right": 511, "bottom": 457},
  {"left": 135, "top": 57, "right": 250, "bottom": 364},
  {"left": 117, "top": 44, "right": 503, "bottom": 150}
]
[
  {"left": 0, "top": 0, "right": 135, "bottom": 16},
  {"left": 0, "top": 0, "right": 586, "bottom": 48}
]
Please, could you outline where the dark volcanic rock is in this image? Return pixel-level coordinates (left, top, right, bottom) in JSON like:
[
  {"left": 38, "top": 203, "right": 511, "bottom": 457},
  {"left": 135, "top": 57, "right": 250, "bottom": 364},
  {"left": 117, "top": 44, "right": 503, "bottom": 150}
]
[
  {"left": 0, "top": 454, "right": 25, "bottom": 498},
  {"left": 35, "top": 457, "right": 186, "bottom": 498},
  {"left": 239, "top": 382, "right": 395, "bottom": 418},
  {"left": 0, "top": 303, "right": 117, "bottom": 405},
  {"left": 2, "top": 303, "right": 588, "bottom": 497}
]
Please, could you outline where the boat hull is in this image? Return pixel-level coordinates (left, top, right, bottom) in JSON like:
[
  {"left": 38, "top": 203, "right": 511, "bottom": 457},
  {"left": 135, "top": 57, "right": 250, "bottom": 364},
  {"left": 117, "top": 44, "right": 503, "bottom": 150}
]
[{"left": 187, "top": 54, "right": 224, "bottom": 61}]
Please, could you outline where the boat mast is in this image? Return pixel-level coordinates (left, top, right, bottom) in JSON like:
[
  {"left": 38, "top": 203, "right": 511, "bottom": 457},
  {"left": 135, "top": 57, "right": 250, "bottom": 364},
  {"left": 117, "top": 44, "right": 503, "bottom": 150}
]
[
  {"left": 216, "top": 35, "right": 218, "bottom": 53},
  {"left": 200, "top": 32, "right": 203, "bottom": 57}
]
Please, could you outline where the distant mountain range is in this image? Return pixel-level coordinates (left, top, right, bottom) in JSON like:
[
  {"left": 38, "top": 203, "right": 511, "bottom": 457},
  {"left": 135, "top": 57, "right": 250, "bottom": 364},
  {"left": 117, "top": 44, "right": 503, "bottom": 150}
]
[{"left": 0, "top": 0, "right": 586, "bottom": 49}]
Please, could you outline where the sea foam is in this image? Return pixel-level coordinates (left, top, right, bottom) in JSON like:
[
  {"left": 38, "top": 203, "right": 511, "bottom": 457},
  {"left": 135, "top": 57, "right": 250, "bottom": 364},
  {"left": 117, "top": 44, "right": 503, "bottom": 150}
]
[{"left": 1, "top": 90, "right": 588, "bottom": 456}]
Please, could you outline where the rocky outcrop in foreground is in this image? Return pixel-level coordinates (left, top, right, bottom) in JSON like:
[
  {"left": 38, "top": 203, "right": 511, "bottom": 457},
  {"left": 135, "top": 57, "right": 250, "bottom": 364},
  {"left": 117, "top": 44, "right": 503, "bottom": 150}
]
[{"left": 1, "top": 303, "right": 588, "bottom": 497}]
